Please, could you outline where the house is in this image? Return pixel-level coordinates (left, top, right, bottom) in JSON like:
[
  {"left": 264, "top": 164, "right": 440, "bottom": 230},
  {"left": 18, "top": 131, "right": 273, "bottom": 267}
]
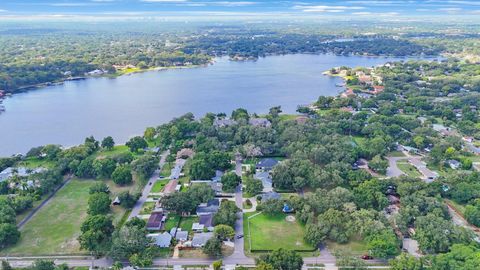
[
  {"left": 192, "top": 232, "right": 214, "bottom": 247},
  {"left": 175, "top": 230, "right": 189, "bottom": 242},
  {"left": 447, "top": 160, "right": 461, "bottom": 170},
  {"left": 192, "top": 223, "right": 205, "bottom": 232},
  {"left": 249, "top": 118, "right": 271, "bottom": 128},
  {"left": 463, "top": 136, "right": 474, "bottom": 143},
  {"left": 401, "top": 145, "right": 420, "bottom": 154},
  {"left": 213, "top": 118, "right": 237, "bottom": 128},
  {"left": 148, "top": 232, "right": 172, "bottom": 248},
  {"left": 254, "top": 171, "right": 273, "bottom": 192},
  {"left": 146, "top": 210, "right": 167, "bottom": 230},
  {"left": 256, "top": 158, "right": 279, "bottom": 171},
  {"left": 372, "top": 85, "right": 385, "bottom": 94},
  {"left": 198, "top": 213, "right": 214, "bottom": 230},
  {"left": 340, "top": 88, "right": 356, "bottom": 98},
  {"left": 0, "top": 167, "right": 46, "bottom": 182},
  {"left": 196, "top": 199, "right": 220, "bottom": 216},
  {"left": 261, "top": 191, "right": 281, "bottom": 202}
]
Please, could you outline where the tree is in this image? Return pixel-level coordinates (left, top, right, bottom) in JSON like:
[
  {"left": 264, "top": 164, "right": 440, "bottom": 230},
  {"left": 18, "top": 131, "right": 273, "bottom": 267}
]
[
  {"left": 231, "top": 108, "right": 249, "bottom": 121},
  {"left": 129, "top": 250, "right": 153, "bottom": 267},
  {"left": 366, "top": 230, "right": 399, "bottom": 258},
  {"left": 85, "top": 136, "right": 100, "bottom": 153},
  {"left": 126, "top": 136, "right": 147, "bottom": 152},
  {"left": 144, "top": 127, "right": 156, "bottom": 142},
  {"left": 257, "top": 248, "right": 303, "bottom": 270},
  {"left": 0, "top": 223, "right": 20, "bottom": 248},
  {"left": 336, "top": 255, "right": 367, "bottom": 270},
  {"left": 189, "top": 157, "right": 215, "bottom": 180},
  {"left": 414, "top": 213, "right": 465, "bottom": 254},
  {"left": 88, "top": 193, "right": 111, "bottom": 215},
  {"left": 111, "top": 165, "right": 133, "bottom": 185},
  {"left": 131, "top": 155, "right": 159, "bottom": 181},
  {"left": 101, "top": 136, "right": 115, "bottom": 150},
  {"left": 255, "top": 262, "right": 274, "bottom": 270},
  {"left": 110, "top": 223, "right": 151, "bottom": 260},
  {"left": 32, "top": 260, "right": 55, "bottom": 270},
  {"left": 93, "top": 158, "right": 117, "bottom": 179},
  {"left": 78, "top": 215, "right": 114, "bottom": 255},
  {"left": 1, "top": 260, "right": 12, "bottom": 270},
  {"left": 203, "top": 237, "right": 222, "bottom": 257},
  {"left": 213, "top": 260, "right": 223, "bottom": 270},
  {"left": 213, "top": 201, "right": 239, "bottom": 227},
  {"left": 118, "top": 191, "right": 140, "bottom": 209},
  {"left": 244, "top": 177, "right": 263, "bottom": 196},
  {"left": 389, "top": 253, "right": 424, "bottom": 270},
  {"left": 214, "top": 225, "right": 235, "bottom": 240},
  {"left": 368, "top": 155, "right": 388, "bottom": 174},
  {"left": 89, "top": 182, "right": 110, "bottom": 194},
  {"left": 259, "top": 199, "right": 283, "bottom": 216},
  {"left": 75, "top": 157, "right": 96, "bottom": 178},
  {"left": 221, "top": 172, "right": 241, "bottom": 193}
]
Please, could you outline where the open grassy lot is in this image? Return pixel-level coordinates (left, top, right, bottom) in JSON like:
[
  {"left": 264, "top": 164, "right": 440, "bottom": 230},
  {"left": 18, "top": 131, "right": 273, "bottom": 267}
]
[
  {"left": 140, "top": 201, "right": 156, "bottom": 215},
  {"left": 151, "top": 179, "right": 169, "bottom": 193},
  {"left": 327, "top": 239, "right": 368, "bottom": 256},
  {"left": 397, "top": 161, "right": 422, "bottom": 178},
  {"left": 389, "top": 151, "right": 405, "bottom": 157},
  {"left": 246, "top": 212, "right": 313, "bottom": 251},
  {"left": 17, "top": 157, "right": 56, "bottom": 169},
  {"left": 160, "top": 162, "right": 173, "bottom": 178},
  {"left": 2, "top": 179, "right": 97, "bottom": 255}
]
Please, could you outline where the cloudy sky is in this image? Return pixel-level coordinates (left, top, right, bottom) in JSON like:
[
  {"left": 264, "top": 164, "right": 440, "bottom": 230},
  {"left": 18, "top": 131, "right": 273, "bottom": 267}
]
[{"left": 1, "top": 0, "right": 480, "bottom": 18}]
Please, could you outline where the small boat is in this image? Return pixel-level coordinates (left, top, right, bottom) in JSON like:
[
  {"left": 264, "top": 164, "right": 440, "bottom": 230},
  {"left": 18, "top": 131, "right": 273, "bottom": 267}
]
[{"left": 335, "top": 83, "right": 346, "bottom": 87}]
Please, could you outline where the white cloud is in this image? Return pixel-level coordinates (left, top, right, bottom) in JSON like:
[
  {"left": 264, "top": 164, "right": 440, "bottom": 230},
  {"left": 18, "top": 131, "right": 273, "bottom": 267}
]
[
  {"left": 210, "top": 1, "right": 257, "bottom": 7},
  {"left": 293, "top": 5, "right": 364, "bottom": 13}
]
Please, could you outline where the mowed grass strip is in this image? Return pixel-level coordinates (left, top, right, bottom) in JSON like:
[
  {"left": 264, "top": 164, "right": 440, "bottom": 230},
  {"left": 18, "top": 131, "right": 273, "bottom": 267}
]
[
  {"left": 248, "top": 213, "right": 313, "bottom": 251},
  {"left": 3, "top": 179, "right": 97, "bottom": 255}
]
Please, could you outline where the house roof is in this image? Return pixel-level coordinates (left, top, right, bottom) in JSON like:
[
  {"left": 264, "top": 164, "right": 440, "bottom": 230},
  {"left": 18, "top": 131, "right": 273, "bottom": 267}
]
[
  {"left": 192, "top": 223, "right": 205, "bottom": 231},
  {"left": 176, "top": 231, "right": 189, "bottom": 241},
  {"left": 192, "top": 232, "right": 214, "bottom": 247},
  {"left": 147, "top": 212, "right": 166, "bottom": 229},
  {"left": 196, "top": 204, "right": 219, "bottom": 215},
  {"left": 249, "top": 118, "right": 271, "bottom": 127},
  {"left": 163, "top": 180, "right": 178, "bottom": 195},
  {"left": 149, "top": 232, "right": 172, "bottom": 247},
  {"left": 256, "top": 158, "right": 279, "bottom": 169},
  {"left": 198, "top": 213, "right": 214, "bottom": 227}
]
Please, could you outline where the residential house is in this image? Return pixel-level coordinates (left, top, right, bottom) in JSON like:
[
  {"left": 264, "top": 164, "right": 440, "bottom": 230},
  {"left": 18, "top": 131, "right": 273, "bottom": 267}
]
[
  {"left": 447, "top": 160, "right": 461, "bottom": 170},
  {"left": 0, "top": 167, "right": 46, "bottom": 182},
  {"left": 213, "top": 118, "right": 237, "bottom": 128},
  {"left": 249, "top": 118, "right": 271, "bottom": 128},
  {"left": 192, "top": 223, "right": 205, "bottom": 232},
  {"left": 196, "top": 199, "right": 220, "bottom": 216},
  {"left": 372, "top": 85, "right": 385, "bottom": 94},
  {"left": 146, "top": 210, "right": 167, "bottom": 231},
  {"left": 148, "top": 232, "right": 172, "bottom": 248},
  {"left": 176, "top": 230, "right": 189, "bottom": 242},
  {"left": 170, "top": 159, "right": 186, "bottom": 179},
  {"left": 256, "top": 158, "right": 279, "bottom": 171},
  {"left": 192, "top": 232, "right": 214, "bottom": 247},
  {"left": 163, "top": 180, "right": 179, "bottom": 195},
  {"left": 198, "top": 213, "right": 214, "bottom": 231}
]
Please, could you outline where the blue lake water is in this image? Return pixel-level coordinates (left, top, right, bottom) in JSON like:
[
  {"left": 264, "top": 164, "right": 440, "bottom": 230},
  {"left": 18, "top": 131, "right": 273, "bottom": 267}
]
[{"left": 0, "top": 54, "right": 429, "bottom": 156}]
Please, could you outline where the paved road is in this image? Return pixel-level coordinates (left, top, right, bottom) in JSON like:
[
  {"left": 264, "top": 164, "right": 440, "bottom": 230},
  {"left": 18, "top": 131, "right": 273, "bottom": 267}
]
[
  {"left": 128, "top": 150, "right": 169, "bottom": 220},
  {"left": 18, "top": 175, "right": 73, "bottom": 228}
]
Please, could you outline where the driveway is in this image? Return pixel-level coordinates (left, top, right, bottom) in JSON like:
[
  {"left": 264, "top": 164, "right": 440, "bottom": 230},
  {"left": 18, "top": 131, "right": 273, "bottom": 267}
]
[
  {"left": 128, "top": 150, "right": 169, "bottom": 220},
  {"left": 386, "top": 156, "right": 408, "bottom": 178}
]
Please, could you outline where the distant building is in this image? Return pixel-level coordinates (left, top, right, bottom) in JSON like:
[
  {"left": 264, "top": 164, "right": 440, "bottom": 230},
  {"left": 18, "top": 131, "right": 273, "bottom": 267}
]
[
  {"left": 249, "top": 118, "right": 271, "bottom": 128},
  {"left": 447, "top": 160, "right": 461, "bottom": 170},
  {"left": 213, "top": 118, "right": 237, "bottom": 128}
]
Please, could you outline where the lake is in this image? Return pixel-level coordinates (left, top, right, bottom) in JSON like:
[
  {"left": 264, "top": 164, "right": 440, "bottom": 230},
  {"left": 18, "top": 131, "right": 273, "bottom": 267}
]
[{"left": 0, "top": 54, "right": 428, "bottom": 156}]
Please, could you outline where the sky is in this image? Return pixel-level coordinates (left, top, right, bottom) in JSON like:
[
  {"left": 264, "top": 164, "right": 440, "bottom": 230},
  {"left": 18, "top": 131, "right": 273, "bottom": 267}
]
[{"left": 1, "top": 0, "right": 480, "bottom": 20}]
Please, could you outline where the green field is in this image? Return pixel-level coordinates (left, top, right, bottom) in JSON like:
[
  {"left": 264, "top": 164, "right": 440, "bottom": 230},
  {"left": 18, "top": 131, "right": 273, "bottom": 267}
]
[
  {"left": 397, "top": 161, "right": 422, "bottom": 178},
  {"left": 327, "top": 239, "right": 368, "bottom": 256},
  {"left": 151, "top": 179, "right": 169, "bottom": 193},
  {"left": 3, "top": 179, "right": 97, "bottom": 255},
  {"left": 246, "top": 212, "right": 314, "bottom": 251}
]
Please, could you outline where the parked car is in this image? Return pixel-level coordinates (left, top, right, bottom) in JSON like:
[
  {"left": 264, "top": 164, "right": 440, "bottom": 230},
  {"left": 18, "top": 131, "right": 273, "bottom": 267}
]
[
  {"left": 236, "top": 235, "right": 244, "bottom": 239},
  {"left": 361, "top": 255, "right": 373, "bottom": 260}
]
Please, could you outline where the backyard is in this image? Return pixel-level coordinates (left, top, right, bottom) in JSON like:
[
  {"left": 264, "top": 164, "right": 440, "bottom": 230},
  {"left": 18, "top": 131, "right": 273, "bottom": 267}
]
[{"left": 245, "top": 212, "right": 314, "bottom": 252}]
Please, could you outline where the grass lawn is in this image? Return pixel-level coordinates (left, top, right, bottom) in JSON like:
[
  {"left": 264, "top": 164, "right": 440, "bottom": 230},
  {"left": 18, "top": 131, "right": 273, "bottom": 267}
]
[
  {"left": 164, "top": 214, "right": 181, "bottom": 232},
  {"left": 15, "top": 195, "right": 47, "bottom": 224},
  {"left": 389, "top": 151, "right": 405, "bottom": 157},
  {"left": 179, "top": 216, "right": 198, "bottom": 232},
  {"left": 397, "top": 161, "right": 422, "bottom": 178},
  {"left": 246, "top": 212, "right": 313, "bottom": 252},
  {"left": 151, "top": 179, "right": 169, "bottom": 193},
  {"left": 140, "top": 202, "right": 156, "bottom": 215},
  {"left": 17, "top": 157, "right": 56, "bottom": 169},
  {"left": 327, "top": 239, "right": 369, "bottom": 256},
  {"left": 2, "top": 179, "right": 98, "bottom": 255}
]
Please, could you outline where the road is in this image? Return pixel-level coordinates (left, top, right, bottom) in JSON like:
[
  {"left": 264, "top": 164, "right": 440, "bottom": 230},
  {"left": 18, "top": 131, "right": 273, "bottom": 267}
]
[
  {"left": 128, "top": 150, "right": 169, "bottom": 220},
  {"left": 18, "top": 175, "right": 73, "bottom": 228},
  {"left": 386, "top": 156, "right": 407, "bottom": 178}
]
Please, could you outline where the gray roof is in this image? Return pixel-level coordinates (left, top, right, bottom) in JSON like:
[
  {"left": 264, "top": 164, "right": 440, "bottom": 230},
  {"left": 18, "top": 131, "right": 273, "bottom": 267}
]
[
  {"left": 149, "top": 232, "right": 172, "bottom": 248},
  {"left": 256, "top": 158, "right": 279, "bottom": 169},
  {"left": 255, "top": 171, "right": 272, "bottom": 191},
  {"left": 192, "top": 232, "right": 214, "bottom": 247},
  {"left": 175, "top": 231, "right": 189, "bottom": 241},
  {"left": 214, "top": 118, "right": 237, "bottom": 127},
  {"left": 0, "top": 167, "right": 46, "bottom": 182},
  {"left": 198, "top": 213, "right": 214, "bottom": 227},
  {"left": 249, "top": 118, "right": 271, "bottom": 127}
]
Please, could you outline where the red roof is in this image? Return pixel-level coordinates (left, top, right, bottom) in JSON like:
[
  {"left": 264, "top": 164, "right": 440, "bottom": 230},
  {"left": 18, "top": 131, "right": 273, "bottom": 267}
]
[{"left": 163, "top": 180, "right": 178, "bottom": 194}]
